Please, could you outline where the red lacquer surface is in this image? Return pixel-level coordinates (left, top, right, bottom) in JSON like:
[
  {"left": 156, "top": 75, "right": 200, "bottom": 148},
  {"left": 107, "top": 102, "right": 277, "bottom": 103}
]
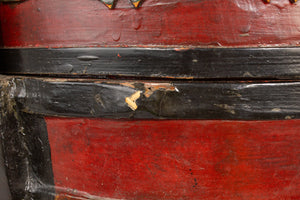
[
  {"left": 46, "top": 118, "right": 300, "bottom": 200},
  {"left": 1, "top": 0, "right": 300, "bottom": 47}
]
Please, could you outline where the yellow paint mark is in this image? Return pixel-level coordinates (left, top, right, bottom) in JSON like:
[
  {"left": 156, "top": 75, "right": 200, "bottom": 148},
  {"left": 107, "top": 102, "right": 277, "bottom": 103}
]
[
  {"left": 104, "top": 3, "right": 113, "bottom": 9},
  {"left": 132, "top": 0, "right": 140, "bottom": 8},
  {"left": 125, "top": 91, "right": 141, "bottom": 111}
]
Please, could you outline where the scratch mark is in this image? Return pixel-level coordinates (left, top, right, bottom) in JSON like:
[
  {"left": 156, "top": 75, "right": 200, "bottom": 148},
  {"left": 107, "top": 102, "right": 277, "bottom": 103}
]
[
  {"left": 77, "top": 55, "right": 99, "bottom": 61},
  {"left": 239, "top": 33, "right": 250, "bottom": 37},
  {"left": 243, "top": 71, "right": 254, "bottom": 77},
  {"left": 159, "top": 91, "right": 167, "bottom": 116},
  {"left": 94, "top": 94, "right": 106, "bottom": 108},
  {"left": 214, "top": 104, "right": 236, "bottom": 115}
]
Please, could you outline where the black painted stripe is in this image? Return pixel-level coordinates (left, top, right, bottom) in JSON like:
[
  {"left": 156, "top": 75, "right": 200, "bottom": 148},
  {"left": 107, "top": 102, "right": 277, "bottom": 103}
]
[
  {"left": 0, "top": 112, "right": 55, "bottom": 200},
  {"left": 1, "top": 47, "right": 300, "bottom": 79},
  {"left": 9, "top": 77, "right": 300, "bottom": 120}
]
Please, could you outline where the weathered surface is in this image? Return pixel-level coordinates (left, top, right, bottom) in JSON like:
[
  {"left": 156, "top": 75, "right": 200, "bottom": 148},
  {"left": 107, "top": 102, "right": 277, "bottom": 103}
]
[
  {"left": 1, "top": 0, "right": 300, "bottom": 47},
  {"left": 0, "top": 75, "right": 299, "bottom": 200},
  {"left": 7, "top": 77, "right": 300, "bottom": 120},
  {"left": 0, "top": 77, "right": 55, "bottom": 200},
  {"left": 1, "top": 0, "right": 300, "bottom": 199},
  {"left": 1, "top": 47, "right": 300, "bottom": 79},
  {"left": 46, "top": 118, "right": 300, "bottom": 200}
]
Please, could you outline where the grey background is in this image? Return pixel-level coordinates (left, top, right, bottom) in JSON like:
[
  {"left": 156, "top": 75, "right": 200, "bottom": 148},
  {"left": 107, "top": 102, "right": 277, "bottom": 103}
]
[{"left": 0, "top": 141, "right": 11, "bottom": 200}]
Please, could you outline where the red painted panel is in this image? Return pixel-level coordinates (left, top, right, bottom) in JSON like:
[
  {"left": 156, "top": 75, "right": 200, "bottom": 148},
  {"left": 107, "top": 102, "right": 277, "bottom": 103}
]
[
  {"left": 46, "top": 118, "right": 300, "bottom": 200},
  {"left": 1, "top": 0, "right": 300, "bottom": 47}
]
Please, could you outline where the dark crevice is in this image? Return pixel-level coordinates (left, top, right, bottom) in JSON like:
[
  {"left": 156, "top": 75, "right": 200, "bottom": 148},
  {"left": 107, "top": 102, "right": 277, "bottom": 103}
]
[{"left": 0, "top": 73, "right": 299, "bottom": 83}]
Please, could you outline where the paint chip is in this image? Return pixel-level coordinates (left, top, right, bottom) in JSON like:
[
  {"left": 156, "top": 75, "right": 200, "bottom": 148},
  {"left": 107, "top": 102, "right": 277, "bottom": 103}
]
[
  {"left": 271, "top": 108, "right": 281, "bottom": 112},
  {"left": 144, "top": 83, "right": 177, "bottom": 98},
  {"left": 125, "top": 91, "right": 141, "bottom": 111}
]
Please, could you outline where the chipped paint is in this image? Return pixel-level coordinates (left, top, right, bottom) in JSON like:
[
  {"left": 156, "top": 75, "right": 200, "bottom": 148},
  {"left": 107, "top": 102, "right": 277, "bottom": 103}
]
[
  {"left": 119, "top": 82, "right": 136, "bottom": 89},
  {"left": 285, "top": 115, "right": 293, "bottom": 119},
  {"left": 174, "top": 47, "right": 193, "bottom": 52},
  {"left": 144, "top": 83, "right": 177, "bottom": 98},
  {"left": 271, "top": 108, "right": 281, "bottom": 112},
  {"left": 125, "top": 91, "right": 141, "bottom": 111}
]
